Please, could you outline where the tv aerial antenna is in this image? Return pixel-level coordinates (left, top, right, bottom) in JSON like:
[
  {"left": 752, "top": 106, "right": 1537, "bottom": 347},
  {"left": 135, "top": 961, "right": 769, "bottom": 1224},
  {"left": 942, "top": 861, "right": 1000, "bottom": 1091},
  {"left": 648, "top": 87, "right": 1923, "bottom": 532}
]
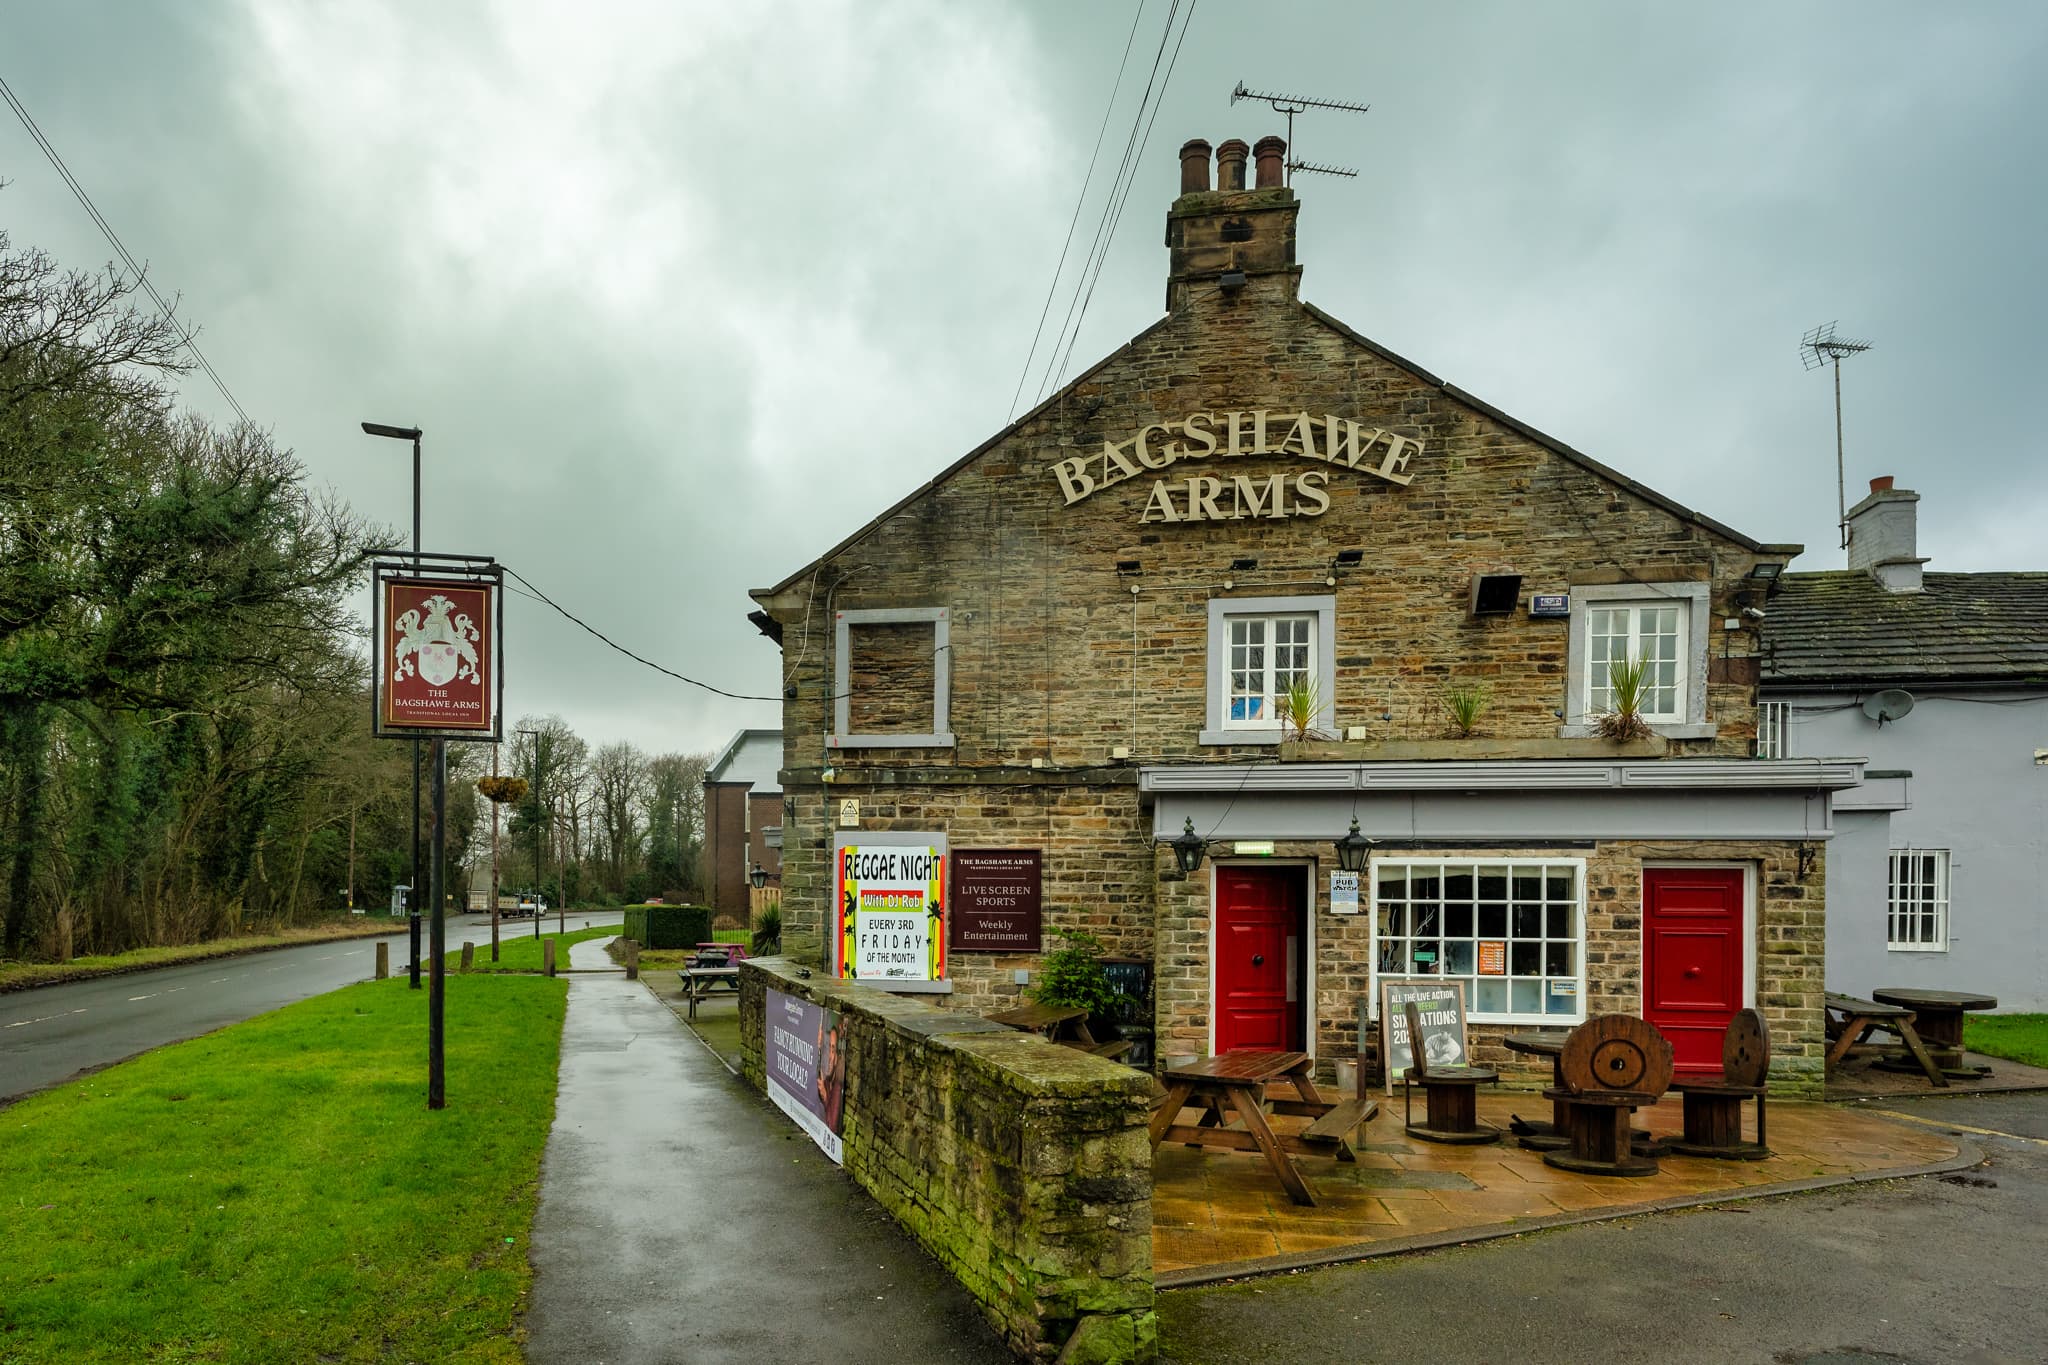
[
  {"left": 1231, "top": 81, "right": 1369, "bottom": 184},
  {"left": 1801, "top": 321, "right": 1875, "bottom": 551}
]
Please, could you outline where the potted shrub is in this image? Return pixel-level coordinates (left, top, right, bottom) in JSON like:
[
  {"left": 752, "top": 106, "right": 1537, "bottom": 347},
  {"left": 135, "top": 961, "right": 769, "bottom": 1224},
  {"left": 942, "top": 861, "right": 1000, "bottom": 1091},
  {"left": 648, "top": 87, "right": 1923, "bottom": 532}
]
[
  {"left": 1442, "top": 680, "right": 1490, "bottom": 738},
  {"left": 1279, "top": 676, "right": 1328, "bottom": 742},
  {"left": 1030, "top": 929, "right": 1119, "bottom": 1033},
  {"left": 1597, "top": 655, "right": 1655, "bottom": 741}
]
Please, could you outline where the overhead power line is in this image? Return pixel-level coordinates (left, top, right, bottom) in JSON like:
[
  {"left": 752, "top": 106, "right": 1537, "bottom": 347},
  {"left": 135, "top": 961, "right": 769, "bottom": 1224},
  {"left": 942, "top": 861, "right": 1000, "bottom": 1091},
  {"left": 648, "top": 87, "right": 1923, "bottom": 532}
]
[
  {"left": 503, "top": 566, "right": 785, "bottom": 703},
  {"left": 0, "top": 70, "right": 254, "bottom": 427}
]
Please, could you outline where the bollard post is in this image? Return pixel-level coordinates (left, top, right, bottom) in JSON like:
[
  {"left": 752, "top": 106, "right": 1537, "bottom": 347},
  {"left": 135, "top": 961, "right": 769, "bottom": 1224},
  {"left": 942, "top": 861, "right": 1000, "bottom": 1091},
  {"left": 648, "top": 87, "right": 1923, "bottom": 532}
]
[
  {"left": 544, "top": 939, "right": 556, "bottom": 977},
  {"left": 461, "top": 942, "right": 475, "bottom": 971},
  {"left": 376, "top": 941, "right": 389, "bottom": 980},
  {"left": 626, "top": 939, "right": 639, "bottom": 981}
]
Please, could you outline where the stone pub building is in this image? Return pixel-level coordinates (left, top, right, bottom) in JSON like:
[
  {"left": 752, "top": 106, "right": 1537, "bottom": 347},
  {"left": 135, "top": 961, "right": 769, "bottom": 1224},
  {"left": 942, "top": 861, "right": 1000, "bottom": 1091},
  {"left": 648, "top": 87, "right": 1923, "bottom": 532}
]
[{"left": 749, "top": 135, "right": 1860, "bottom": 1093}]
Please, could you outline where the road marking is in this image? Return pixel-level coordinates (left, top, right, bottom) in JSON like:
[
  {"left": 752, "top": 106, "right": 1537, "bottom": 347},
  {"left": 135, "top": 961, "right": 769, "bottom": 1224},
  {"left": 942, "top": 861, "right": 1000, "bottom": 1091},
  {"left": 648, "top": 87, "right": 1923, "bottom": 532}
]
[
  {"left": 208, "top": 978, "right": 228, "bottom": 984},
  {"left": 314, "top": 955, "right": 336, "bottom": 961},
  {"left": 129, "top": 993, "right": 159, "bottom": 1001},
  {"left": 166, "top": 987, "right": 183, "bottom": 994},
  {"left": 1866, "top": 1107, "right": 2048, "bottom": 1149}
]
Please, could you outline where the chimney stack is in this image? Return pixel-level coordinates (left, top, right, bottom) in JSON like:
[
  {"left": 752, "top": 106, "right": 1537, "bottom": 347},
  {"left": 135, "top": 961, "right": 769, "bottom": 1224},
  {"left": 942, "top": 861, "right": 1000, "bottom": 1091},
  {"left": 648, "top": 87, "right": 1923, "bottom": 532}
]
[
  {"left": 1164, "top": 134, "right": 1301, "bottom": 311},
  {"left": 1845, "top": 476, "right": 1927, "bottom": 593}
]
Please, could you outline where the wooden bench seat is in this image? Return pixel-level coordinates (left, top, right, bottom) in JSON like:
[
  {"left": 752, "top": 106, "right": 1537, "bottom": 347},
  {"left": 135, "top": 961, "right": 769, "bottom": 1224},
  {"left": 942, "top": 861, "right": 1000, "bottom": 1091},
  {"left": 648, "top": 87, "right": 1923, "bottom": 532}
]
[{"left": 1298, "top": 1096, "right": 1378, "bottom": 1146}]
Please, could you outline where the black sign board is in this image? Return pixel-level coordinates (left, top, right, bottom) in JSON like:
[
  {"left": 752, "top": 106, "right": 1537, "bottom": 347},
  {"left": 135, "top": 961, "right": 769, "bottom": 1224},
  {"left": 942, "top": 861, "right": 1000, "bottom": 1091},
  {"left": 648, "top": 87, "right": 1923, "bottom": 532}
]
[
  {"left": 949, "top": 849, "right": 1042, "bottom": 951},
  {"left": 1379, "top": 979, "right": 1471, "bottom": 1094}
]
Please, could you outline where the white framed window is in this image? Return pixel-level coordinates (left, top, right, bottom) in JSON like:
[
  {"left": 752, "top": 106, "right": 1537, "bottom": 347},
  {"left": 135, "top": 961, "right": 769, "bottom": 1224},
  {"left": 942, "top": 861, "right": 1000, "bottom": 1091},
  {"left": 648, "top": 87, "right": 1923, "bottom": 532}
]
[
  {"left": 1561, "top": 582, "right": 1712, "bottom": 739},
  {"left": 1587, "top": 602, "right": 1684, "bottom": 719},
  {"left": 1888, "top": 849, "right": 1950, "bottom": 952},
  {"left": 1756, "top": 700, "right": 1788, "bottom": 759},
  {"left": 1225, "top": 613, "right": 1315, "bottom": 726},
  {"left": 1202, "top": 595, "right": 1335, "bottom": 745},
  {"left": 1370, "top": 858, "right": 1587, "bottom": 1024}
]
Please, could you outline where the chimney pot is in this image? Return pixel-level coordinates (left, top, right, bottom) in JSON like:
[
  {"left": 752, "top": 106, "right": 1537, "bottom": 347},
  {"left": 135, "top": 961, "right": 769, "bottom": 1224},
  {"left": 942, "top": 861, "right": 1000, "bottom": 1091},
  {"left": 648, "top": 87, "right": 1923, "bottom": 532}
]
[
  {"left": 1253, "top": 135, "right": 1287, "bottom": 188},
  {"left": 1869, "top": 475, "right": 1894, "bottom": 493},
  {"left": 1179, "top": 139, "right": 1213, "bottom": 194},
  {"left": 1216, "top": 139, "right": 1249, "bottom": 191}
]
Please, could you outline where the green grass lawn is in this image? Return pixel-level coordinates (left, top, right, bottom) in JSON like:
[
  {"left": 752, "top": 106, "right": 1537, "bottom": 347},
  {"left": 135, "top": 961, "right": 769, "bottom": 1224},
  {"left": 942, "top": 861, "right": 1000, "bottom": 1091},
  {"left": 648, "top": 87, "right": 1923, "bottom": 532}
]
[
  {"left": 463, "top": 923, "right": 618, "bottom": 973},
  {"left": 1965, "top": 1013, "right": 2048, "bottom": 1069},
  {"left": 0, "top": 920, "right": 403, "bottom": 993},
  {"left": 0, "top": 974, "right": 566, "bottom": 1364}
]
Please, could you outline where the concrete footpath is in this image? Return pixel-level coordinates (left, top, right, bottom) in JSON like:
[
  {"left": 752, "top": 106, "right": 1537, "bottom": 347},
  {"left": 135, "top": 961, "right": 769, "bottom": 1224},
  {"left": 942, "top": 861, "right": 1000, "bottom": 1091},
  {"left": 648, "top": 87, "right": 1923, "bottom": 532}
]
[{"left": 524, "top": 938, "right": 1013, "bottom": 1365}]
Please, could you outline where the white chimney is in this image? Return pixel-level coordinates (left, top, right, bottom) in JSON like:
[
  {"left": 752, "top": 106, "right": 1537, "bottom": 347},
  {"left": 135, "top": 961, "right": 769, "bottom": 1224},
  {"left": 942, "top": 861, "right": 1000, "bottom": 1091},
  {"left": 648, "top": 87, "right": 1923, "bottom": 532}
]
[{"left": 1845, "top": 475, "right": 1926, "bottom": 593}]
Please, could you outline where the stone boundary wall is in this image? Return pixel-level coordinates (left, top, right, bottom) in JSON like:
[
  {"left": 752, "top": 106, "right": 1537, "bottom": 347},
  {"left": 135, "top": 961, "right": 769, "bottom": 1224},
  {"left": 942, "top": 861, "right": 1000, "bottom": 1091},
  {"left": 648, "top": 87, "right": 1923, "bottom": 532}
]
[{"left": 738, "top": 958, "right": 1156, "bottom": 1364}]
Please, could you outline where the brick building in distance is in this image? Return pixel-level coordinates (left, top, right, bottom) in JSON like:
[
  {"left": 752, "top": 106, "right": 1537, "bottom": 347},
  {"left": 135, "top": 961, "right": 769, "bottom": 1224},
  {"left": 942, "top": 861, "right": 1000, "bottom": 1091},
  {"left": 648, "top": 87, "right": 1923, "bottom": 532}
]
[
  {"left": 702, "top": 728, "right": 782, "bottom": 921},
  {"left": 747, "top": 135, "right": 1865, "bottom": 1093}
]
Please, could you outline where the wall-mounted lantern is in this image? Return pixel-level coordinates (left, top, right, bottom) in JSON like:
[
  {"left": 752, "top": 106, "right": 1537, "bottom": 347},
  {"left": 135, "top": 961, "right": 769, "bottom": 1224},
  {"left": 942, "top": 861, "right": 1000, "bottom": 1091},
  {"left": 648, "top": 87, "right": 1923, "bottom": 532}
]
[
  {"left": 1335, "top": 818, "right": 1374, "bottom": 874},
  {"left": 1171, "top": 818, "right": 1208, "bottom": 875}
]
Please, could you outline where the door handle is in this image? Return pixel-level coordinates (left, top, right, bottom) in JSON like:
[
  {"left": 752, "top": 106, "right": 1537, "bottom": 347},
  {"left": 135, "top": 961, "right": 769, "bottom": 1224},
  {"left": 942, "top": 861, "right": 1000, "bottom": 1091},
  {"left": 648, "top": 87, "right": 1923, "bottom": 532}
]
[
  {"left": 1683, "top": 967, "right": 1700, "bottom": 978},
  {"left": 1252, "top": 954, "right": 1265, "bottom": 967}
]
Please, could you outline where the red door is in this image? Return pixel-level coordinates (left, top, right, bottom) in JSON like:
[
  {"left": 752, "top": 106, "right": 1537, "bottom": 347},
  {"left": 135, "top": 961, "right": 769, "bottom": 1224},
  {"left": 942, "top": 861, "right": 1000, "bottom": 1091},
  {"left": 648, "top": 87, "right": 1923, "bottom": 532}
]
[
  {"left": 1643, "top": 867, "right": 1746, "bottom": 1075},
  {"left": 1214, "top": 867, "right": 1305, "bottom": 1053}
]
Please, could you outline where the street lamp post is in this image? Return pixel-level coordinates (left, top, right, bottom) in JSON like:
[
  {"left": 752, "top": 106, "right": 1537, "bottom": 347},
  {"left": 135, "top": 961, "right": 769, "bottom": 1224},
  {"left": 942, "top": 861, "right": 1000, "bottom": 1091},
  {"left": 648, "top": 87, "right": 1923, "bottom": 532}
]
[
  {"left": 517, "top": 728, "right": 543, "bottom": 942},
  {"left": 362, "top": 421, "right": 424, "bottom": 988}
]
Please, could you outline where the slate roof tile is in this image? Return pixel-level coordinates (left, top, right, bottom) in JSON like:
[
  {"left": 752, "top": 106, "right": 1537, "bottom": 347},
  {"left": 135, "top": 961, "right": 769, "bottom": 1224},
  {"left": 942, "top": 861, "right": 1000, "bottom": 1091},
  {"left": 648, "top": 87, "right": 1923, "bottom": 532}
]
[{"left": 1761, "top": 571, "right": 2048, "bottom": 685}]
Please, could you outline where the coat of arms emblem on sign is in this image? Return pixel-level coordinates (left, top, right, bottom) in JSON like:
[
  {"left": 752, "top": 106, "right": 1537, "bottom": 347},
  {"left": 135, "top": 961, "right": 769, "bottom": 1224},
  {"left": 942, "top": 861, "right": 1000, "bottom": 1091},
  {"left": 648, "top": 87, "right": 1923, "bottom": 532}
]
[{"left": 393, "top": 594, "right": 482, "bottom": 688}]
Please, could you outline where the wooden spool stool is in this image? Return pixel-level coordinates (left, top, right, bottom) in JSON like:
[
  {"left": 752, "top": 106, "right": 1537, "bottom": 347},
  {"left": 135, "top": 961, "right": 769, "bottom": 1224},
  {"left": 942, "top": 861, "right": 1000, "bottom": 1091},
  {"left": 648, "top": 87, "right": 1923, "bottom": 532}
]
[
  {"left": 1667, "top": 1009, "right": 1772, "bottom": 1160},
  {"left": 1401, "top": 1001, "right": 1501, "bottom": 1145},
  {"left": 1542, "top": 1015, "right": 1674, "bottom": 1178}
]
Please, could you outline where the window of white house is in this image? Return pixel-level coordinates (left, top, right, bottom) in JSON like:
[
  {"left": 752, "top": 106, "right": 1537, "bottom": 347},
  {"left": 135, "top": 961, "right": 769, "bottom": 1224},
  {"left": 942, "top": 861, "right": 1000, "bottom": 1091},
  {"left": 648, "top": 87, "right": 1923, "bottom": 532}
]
[
  {"left": 1202, "top": 594, "right": 1335, "bottom": 744},
  {"left": 1372, "top": 859, "right": 1587, "bottom": 1023},
  {"left": 1888, "top": 849, "right": 1950, "bottom": 952},
  {"left": 1756, "top": 700, "right": 1788, "bottom": 759},
  {"left": 1561, "top": 582, "right": 1712, "bottom": 739}
]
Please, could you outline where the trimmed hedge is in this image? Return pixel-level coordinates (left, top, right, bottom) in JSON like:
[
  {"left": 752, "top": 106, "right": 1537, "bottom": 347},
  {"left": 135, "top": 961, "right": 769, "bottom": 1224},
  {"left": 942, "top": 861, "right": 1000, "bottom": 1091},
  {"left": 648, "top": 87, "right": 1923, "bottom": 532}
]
[{"left": 622, "top": 904, "right": 712, "bottom": 950}]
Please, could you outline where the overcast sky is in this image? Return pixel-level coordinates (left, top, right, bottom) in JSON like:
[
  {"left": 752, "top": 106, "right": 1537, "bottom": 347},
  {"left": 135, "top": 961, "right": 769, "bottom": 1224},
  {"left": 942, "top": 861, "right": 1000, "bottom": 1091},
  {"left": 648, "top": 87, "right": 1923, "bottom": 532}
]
[{"left": 7, "top": 2, "right": 2044, "bottom": 757}]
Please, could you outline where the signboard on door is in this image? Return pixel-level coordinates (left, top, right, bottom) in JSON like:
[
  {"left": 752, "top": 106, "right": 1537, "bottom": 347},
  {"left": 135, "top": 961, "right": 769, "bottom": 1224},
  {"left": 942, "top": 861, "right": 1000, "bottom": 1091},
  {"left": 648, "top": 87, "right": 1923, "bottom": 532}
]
[
  {"left": 765, "top": 988, "right": 848, "bottom": 1164},
  {"left": 372, "top": 567, "right": 503, "bottom": 741},
  {"left": 950, "top": 849, "right": 1042, "bottom": 951},
  {"left": 833, "top": 835, "right": 947, "bottom": 982},
  {"left": 1379, "top": 979, "right": 1471, "bottom": 1093}
]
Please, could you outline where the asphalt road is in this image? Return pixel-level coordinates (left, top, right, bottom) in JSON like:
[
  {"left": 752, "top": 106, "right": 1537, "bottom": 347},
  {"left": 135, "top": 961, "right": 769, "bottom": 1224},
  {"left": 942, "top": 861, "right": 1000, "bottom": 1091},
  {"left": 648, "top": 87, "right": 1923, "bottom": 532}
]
[
  {"left": 1160, "top": 1090, "right": 2048, "bottom": 1365},
  {"left": 0, "top": 911, "right": 622, "bottom": 1103}
]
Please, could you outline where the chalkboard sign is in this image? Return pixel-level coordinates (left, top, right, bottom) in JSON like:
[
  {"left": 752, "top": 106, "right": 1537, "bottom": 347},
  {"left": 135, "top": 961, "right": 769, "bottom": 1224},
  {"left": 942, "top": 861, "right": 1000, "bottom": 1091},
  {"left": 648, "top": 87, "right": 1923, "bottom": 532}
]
[{"left": 1379, "top": 979, "right": 1471, "bottom": 1094}]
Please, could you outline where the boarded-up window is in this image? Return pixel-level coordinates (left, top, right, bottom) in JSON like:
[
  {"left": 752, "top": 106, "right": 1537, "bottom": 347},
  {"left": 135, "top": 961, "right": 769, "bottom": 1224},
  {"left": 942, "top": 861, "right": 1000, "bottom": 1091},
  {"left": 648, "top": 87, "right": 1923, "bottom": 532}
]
[
  {"left": 833, "top": 607, "right": 953, "bottom": 749},
  {"left": 846, "top": 621, "right": 938, "bottom": 734}
]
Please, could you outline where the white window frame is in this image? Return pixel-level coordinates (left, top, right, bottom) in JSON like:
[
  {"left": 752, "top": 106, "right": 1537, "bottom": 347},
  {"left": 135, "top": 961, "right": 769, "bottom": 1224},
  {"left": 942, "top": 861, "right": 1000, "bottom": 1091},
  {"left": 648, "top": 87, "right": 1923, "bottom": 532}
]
[
  {"left": 1368, "top": 857, "right": 1588, "bottom": 1027},
  {"left": 1756, "top": 700, "right": 1788, "bottom": 759},
  {"left": 1201, "top": 595, "right": 1336, "bottom": 745},
  {"left": 1560, "top": 582, "right": 1713, "bottom": 739},
  {"left": 1888, "top": 848, "right": 1950, "bottom": 952},
  {"left": 831, "top": 607, "right": 954, "bottom": 750}
]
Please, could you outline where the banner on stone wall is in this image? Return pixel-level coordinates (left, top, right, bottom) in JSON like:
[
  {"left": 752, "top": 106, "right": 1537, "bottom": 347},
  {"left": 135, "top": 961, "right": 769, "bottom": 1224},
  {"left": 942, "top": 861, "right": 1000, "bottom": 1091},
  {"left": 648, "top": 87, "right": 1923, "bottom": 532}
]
[
  {"left": 765, "top": 988, "right": 848, "bottom": 1164},
  {"left": 833, "top": 837, "right": 947, "bottom": 982}
]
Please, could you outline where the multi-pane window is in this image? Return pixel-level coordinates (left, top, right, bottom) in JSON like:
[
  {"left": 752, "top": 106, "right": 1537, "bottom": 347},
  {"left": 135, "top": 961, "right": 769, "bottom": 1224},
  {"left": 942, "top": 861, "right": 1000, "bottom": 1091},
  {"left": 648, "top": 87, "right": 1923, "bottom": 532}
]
[
  {"left": 1888, "top": 849, "right": 1950, "bottom": 951},
  {"left": 1756, "top": 700, "right": 1788, "bottom": 759},
  {"left": 1226, "top": 614, "right": 1313, "bottom": 726},
  {"left": 1373, "top": 860, "right": 1586, "bottom": 1022},
  {"left": 1586, "top": 602, "right": 1685, "bottom": 720}
]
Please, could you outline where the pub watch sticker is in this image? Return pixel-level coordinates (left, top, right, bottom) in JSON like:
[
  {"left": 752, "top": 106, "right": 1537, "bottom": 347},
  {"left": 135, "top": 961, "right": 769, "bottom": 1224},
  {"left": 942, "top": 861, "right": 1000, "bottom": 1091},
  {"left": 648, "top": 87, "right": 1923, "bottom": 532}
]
[{"left": 380, "top": 579, "right": 494, "bottom": 732}]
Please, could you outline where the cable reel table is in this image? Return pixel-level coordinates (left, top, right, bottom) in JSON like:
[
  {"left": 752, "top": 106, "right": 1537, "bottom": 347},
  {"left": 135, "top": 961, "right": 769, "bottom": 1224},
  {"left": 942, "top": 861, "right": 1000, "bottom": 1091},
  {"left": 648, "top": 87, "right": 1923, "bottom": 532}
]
[{"left": 1542, "top": 1015, "right": 1674, "bottom": 1178}]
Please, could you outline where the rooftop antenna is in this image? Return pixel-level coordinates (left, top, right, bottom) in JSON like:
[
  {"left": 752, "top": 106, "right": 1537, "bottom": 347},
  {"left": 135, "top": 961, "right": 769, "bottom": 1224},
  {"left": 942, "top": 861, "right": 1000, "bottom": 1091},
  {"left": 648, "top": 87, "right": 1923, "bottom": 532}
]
[
  {"left": 1231, "top": 81, "right": 1369, "bottom": 184},
  {"left": 1801, "top": 322, "right": 1875, "bottom": 551}
]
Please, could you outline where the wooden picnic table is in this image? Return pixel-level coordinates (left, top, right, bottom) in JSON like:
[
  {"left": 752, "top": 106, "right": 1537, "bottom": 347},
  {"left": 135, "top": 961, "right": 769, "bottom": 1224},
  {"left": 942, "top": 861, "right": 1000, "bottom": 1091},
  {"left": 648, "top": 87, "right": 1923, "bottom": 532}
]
[
  {"left": 985, "top": 1002, "right": 1137, "bottom": 1060},
  {"left": 1871, "top": 988, "right": 1996, "bottom": 1074},
  {"left": 680, "top": 966, "right": 739, "bottom": 1020},
  {"left": 1825, "top": 992, "right": 1947, "bottom": 1087},
  {"left": 1147, "top": 1051, "right": 1369, "bottom": 1207}
]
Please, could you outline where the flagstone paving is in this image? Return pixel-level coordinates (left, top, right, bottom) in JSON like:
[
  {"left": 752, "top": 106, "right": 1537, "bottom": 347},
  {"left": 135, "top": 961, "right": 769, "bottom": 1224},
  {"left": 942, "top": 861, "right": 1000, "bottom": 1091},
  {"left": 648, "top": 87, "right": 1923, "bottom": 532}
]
[{"left": 1154, "top": 1087, "right": 1961, "bottom": 1278}]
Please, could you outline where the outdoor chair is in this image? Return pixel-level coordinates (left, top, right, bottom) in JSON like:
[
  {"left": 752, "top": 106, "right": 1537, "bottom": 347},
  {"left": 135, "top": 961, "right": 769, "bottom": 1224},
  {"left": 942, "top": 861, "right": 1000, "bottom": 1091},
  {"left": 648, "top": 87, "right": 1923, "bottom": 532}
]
[
  {"left": 1542, "top": 1014, "right": 1674, "bottom": 1178},
  {"left": 1401, "top": 1000, "right": 1500, "bottom": 1145},
  {"left": 1667, "top": 1008, "right": 1772, "bottom": 1160}
]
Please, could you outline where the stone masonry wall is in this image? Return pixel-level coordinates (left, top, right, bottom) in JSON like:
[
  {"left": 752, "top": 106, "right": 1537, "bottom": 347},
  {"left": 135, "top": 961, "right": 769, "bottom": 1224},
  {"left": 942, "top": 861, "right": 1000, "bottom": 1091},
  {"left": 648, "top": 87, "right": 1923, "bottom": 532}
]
[
  {"left": 738, "top": 958, "right": 1156, "bottom": 1364},
  {"left": 1156, "top": 837, "right": 1825, "bottom": 1098}
]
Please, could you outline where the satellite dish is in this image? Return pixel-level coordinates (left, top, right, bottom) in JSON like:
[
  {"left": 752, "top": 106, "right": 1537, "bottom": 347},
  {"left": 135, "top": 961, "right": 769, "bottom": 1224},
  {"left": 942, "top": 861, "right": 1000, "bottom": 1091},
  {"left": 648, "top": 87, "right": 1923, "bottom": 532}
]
[{"left": 1863, "top": 689, "right": 1916, "bottom": 725}]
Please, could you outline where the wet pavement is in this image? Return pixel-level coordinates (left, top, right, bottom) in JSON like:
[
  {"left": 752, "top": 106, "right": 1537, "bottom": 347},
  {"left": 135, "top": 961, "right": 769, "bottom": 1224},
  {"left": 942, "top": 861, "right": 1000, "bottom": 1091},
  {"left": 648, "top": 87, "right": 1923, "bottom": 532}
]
[{"left": 524, "top": 938, "right": 1011, "bottom": 1365}]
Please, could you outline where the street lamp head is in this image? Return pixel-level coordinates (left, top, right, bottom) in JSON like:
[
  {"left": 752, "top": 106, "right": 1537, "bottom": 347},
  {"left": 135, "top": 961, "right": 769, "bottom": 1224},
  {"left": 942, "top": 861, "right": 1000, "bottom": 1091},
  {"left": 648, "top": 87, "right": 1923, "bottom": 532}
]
[
  {"left": 361, "top": 421, "right": 423, "bottom": 442},
  {"left": 749, "top": 862, "right": 769, "bottom": 890}
]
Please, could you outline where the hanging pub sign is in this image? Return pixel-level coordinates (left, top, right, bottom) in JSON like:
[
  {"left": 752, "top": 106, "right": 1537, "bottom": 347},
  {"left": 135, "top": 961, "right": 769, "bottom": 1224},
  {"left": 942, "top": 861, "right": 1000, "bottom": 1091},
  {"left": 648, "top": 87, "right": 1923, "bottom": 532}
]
[
  {"left": 949, "top": 849, "right": 1043, "bottom": 952},
  {"left": 832, "top": 833, "right": 947, "bottom": 983},
  {"left": 370, "top": 558, "right": 504, "bottom": 743}
]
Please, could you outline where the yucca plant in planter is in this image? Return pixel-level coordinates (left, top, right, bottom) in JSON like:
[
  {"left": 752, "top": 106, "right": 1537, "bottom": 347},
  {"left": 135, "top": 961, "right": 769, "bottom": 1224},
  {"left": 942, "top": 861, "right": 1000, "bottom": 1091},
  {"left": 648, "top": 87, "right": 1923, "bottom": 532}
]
[
  {"left": 1279, "top": 676, "right": 1328, "bottom": 742},
  {"left": 1442, "top": 680, "right": 1490, "bottom": 738},
  {"left": 1597, "top": 655, "right": 1655, "bottom": 741}
]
